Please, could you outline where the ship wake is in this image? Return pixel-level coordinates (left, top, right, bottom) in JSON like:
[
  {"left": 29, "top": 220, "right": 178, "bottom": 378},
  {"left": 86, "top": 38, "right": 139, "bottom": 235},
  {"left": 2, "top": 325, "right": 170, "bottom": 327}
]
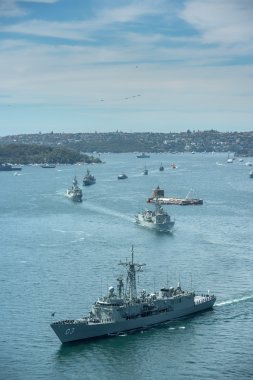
[{"left": 216, "top": 294, "right": 253, "bottom": 307}]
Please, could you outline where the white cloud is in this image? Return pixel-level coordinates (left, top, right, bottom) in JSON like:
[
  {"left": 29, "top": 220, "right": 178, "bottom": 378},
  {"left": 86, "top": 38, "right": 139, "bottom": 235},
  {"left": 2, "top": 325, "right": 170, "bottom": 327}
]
[
  {"left": 0, "top": 0, "right": 59, "bottom": 17},
  {"left": 180, "top": 0, "right": 253, "bottom": 45},
  {"left": 1, "top": 2, "right": 163, "bottom": 40},
  {"left": 0, "top": 0, "right": 25, "bottom": 17}
]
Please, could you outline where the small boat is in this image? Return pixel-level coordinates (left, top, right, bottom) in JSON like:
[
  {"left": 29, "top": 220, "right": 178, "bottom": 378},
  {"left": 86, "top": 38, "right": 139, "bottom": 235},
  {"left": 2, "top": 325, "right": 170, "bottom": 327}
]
[
  {"left": 83, "top": 169, "right": 96, "bottom": 186},
  {"left": 249, "top": 171, "right": 253, "bottom": 178},
  {"left": 245, "top": 162, "right": 252, "bottom": 167},
  {"left": 159, "top": 163, "right": 164, "bottom": 171},
  {"left": 143, "top": 166, "right": 148, "bottom": 175},
  {"left": 136, "top": 153, "right": 150, "bottom": 158},
  {"left": 65, "top": 176, "right": 83, "bottom": 202},
  {"left": 0, "top": 163, "right": 22, "bottom": 171},
  {"left": 227, "top": 153, "right": 234, "bottom": 163},
  {"left": 118, "top": 174, "right": 128, "bottom": 180},
  {"left": 41, "top": 164, "right": 56, "bottom": 168},
  {"left": 171, "top": 163, "right": 177, "bottom": 169}
]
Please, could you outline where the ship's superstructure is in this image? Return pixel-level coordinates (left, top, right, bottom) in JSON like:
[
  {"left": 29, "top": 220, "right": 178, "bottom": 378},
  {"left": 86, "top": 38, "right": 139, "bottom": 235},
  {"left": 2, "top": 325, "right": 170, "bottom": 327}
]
[{"left": 51, "top": 247, "right": 215, "bottom": 343}]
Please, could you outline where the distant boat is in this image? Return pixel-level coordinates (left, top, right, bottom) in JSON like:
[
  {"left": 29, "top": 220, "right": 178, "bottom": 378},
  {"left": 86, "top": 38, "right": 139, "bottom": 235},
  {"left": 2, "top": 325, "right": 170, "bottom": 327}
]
[
  {"left": 171, "top": 163, "right": 177, "bottom": 169},
  {"left": 118, "top": 174, "right": 128, "bottom": 180},
  {"left": 65, "top": 176, "right": 83, "bottom": 202},
  {"left": 143, "top": 166, "right": 148, "bottom": 175},
  {"left": 0, "top": 163, "right": 22, "bottom": 171},
  {"left": 83, "top": 169, "right": 96, "bottom": 186},
  {"left": 245, "top": 162, "right": 252, "bottom": 167},
  {"left": 249, "top": 171, "right": 253, "bottom": 178},
  {"left": 137, "top": 153, "right": 150, "bottom": 158},
  {"left": 159, "top": 163, "right": 164, "bottom": 171},
  {"left": 227, "top": 153, "right": 234, "bottom": 163},
  {"left": 41, "top": 164, "right": 56, "bottom": 168}
]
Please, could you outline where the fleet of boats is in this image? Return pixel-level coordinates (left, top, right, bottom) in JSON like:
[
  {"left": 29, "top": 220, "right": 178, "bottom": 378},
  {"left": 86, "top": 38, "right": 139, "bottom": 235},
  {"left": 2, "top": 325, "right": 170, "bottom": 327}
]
[
  {"left": 5, "top": 152, "right": 252, "bottom": 344},
  {"left": 50, "top": 247, "right": 216, "bottom": 343},
  {"left": 65, "top": 176, "right": 83, "bottom": 202}
]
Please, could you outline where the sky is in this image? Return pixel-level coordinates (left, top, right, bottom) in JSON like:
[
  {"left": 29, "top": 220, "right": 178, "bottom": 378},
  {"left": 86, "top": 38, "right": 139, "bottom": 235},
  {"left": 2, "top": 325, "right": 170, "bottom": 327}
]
[{"left": 0, "top": 0, "right": 253, "bottom": 135}]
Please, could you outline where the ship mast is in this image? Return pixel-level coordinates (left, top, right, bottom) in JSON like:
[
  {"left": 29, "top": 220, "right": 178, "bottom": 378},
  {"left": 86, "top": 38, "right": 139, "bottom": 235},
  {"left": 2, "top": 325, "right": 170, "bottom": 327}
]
[{"left": 119, "top": 246, "right": 145, "bottom": 300}]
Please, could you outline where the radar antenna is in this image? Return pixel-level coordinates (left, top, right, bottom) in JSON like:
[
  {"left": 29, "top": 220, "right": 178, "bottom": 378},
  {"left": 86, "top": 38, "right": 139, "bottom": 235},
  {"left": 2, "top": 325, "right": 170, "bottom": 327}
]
[{"left": 119, "top": 246, "right": 145, "bottom": 300}]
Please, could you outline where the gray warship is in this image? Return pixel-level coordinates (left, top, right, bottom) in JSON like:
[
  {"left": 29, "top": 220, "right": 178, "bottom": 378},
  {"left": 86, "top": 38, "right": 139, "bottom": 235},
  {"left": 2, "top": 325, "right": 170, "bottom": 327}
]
[
  {"left": 83, "top": 169, "right": 96, "bottom": 186},
  {"left": 135, "top": 200, "right": 175, "bottom": 232},
  {"left": 51, "top": 247, "right": 216, "bottom": 343},
  {"left": 65, "top": 176, "right": 83, "bottom": 202}
]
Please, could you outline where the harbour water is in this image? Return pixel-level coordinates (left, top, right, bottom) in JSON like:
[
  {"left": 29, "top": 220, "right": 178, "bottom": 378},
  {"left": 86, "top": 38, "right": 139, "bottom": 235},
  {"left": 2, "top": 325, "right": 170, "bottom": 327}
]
[{"left": 0, "top": 153, "right": 253, "bottom": 379}]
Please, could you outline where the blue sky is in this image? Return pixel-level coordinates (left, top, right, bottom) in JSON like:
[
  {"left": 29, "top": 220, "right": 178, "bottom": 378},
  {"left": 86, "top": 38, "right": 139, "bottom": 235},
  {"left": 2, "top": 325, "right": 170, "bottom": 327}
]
[{"left": 0, "top": 0, "right": 253, "bottom": 135}]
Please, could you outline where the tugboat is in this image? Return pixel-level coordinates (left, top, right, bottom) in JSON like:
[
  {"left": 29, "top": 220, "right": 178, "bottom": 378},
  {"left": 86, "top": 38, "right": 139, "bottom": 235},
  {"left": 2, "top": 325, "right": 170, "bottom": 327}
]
[
  {"left": 65, "top": 176, "right": 83, "bottom": 202},
  {"left": 50, "top": 246, "right": 216, "bottom": 343},
  {"left": 118, "top": 173, "right": 128, "bottom": 180},
  {"left": 83, "top": 169, "right": 96, "bottom": 186},
  {"left": 135, "top": 199, "right": 175, "bottom": 232}
]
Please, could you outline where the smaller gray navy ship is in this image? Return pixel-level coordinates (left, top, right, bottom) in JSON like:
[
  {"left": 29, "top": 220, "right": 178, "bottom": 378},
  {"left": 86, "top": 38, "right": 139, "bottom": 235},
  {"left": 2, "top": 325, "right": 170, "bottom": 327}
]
[
  {"left": 83, "top": 169, "right": 96, "bottom": 186},
  {"left": 51, "top": 247, "right": 216, "bottom": 343},
  {"left": 135, "top": 199, "right": 175, "bottom": 232},
  {"left": 65, "top": 176, "right": 83, "bottom": 202}
]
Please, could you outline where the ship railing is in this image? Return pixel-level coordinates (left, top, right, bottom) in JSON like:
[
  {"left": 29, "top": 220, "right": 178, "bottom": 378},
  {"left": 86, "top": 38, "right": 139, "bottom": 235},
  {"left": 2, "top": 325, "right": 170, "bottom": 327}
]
[
  {"left": 194, "top": 295, "right": 215, "bottom": 305},
  {"left": 52, "top": 319, "right": 75, "bottom": 325}
]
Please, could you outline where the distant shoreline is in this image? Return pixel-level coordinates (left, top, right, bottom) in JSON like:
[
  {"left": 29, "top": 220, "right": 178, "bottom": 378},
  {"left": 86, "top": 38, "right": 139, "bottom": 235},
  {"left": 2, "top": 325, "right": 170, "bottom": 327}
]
[{"left": 0, "top": 130, "right": 252, "bottom": 156}]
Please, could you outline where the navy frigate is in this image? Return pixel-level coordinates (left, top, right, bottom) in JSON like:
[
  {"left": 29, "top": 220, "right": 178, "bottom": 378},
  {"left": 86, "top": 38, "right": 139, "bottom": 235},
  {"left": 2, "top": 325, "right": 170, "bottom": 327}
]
[
  {"left": 83, "top": 169, "right": 96, "bottom": 186},
  {"left": 65, "top": 176, "right": 83, "bottom": 202},
  {"left": 135, "top": 199, "right": 175, "bottom": 232},
  {"left": 51, "top": 247, "right": 216, "bottom": 343}
]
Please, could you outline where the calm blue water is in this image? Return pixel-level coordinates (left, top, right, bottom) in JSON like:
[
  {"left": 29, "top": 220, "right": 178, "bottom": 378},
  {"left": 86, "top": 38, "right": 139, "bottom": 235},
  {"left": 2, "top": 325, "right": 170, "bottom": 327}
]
[{"left": 0, "top": 153, "right": 253, "bottom": 380}]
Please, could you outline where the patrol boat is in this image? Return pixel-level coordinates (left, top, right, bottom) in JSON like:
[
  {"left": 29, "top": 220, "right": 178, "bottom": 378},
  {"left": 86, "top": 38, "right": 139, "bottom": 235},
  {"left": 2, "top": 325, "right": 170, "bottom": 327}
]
[
  {"left": 65, "top": 176, "right": 83, "bottom": 202},
  {"left": 135, "top": 200, "right": 175, "bottom": 232},
  {"left": 50, "top": 247, "right": 216, "bottom": 343}
]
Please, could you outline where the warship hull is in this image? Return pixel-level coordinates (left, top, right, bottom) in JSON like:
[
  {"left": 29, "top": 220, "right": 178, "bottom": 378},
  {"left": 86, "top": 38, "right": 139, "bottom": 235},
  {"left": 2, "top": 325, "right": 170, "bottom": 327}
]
[
  {"left": 51, "top": 297, "right": 215, "bottom": 343},
  {"left": 135, "top": 215, "right": 175, "bottom": 232}
]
